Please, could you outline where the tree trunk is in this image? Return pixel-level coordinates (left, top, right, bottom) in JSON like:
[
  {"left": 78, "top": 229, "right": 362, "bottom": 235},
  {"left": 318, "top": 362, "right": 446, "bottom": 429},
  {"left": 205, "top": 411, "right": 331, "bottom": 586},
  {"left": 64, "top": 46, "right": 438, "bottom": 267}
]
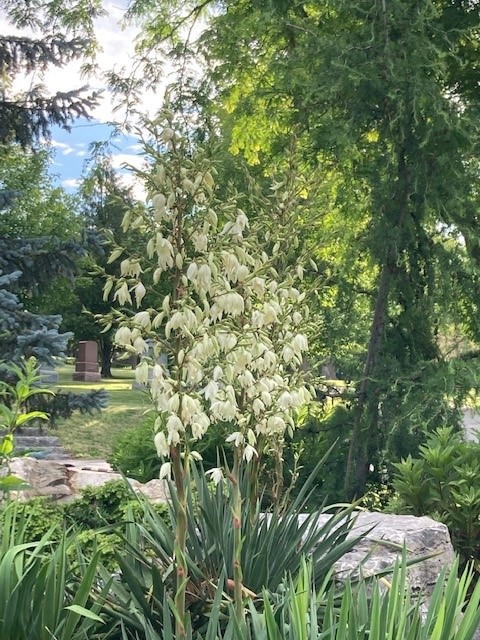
[
  {"left": 345, "top": 143, "right": 411, "bottom": 500},
  {"left": 100, "top": 339, "right": 113, "bottom": 378}
]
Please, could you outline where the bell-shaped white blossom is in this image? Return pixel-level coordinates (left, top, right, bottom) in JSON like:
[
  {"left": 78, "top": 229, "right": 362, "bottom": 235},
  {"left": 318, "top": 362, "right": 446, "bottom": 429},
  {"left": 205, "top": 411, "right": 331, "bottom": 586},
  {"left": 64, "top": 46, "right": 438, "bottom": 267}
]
[
  {"left": 206, "top": 467, "right": 224, "bottom": 485},
  {"left": 154, "top": 431, "right": 169, "bottom": 457}
]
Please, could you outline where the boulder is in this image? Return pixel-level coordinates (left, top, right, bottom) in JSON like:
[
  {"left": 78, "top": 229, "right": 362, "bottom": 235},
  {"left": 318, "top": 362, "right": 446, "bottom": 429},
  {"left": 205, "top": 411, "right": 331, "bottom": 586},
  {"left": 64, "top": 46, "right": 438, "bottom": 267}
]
[
  {"left": 306, "top": 512, "right": 454, "bottom": 596},
  {"left": 6, "top": 457, "right": 168, "bottom": 504}
]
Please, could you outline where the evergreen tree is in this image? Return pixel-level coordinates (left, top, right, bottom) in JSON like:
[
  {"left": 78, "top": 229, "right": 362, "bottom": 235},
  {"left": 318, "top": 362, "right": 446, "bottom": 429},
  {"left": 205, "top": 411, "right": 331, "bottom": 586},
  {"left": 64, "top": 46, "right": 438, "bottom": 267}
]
[
  {"left": 0, "top": 0, "right": 101, "bottom": 368},
  {"left": 0, "top": 0, "right": 102, "bottom": 147}
]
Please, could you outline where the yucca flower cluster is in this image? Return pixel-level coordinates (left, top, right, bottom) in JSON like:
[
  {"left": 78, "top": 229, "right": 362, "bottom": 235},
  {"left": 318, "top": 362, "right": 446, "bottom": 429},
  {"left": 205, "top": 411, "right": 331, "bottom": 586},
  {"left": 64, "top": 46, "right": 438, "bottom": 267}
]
[{"left": 106, "top": 115, "right": 314, "bottom": 479}]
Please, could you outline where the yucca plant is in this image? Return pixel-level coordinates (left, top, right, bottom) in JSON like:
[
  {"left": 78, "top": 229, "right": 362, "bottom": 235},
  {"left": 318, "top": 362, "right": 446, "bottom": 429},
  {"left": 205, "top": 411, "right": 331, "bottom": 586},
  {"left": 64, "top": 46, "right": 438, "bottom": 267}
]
[
  {"left": 248, "top": 555, "right": 480, "bottom": 640},
  {"left": 0, "top": 501, "right": 111, "bottom": 640},
  {"left": 96, "top": 457, "right": 367, "bottom": 639}
]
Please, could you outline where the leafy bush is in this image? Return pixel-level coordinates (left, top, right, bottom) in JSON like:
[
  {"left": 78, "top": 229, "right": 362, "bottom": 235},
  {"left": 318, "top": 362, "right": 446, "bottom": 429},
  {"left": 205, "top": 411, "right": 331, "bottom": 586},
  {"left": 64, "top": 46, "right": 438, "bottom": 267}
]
[
  {"left": 0, "top": 480, "right": 169, "bottom": 571},
  {"left": 392, "top": 427, "right": 480, "bottom": 573},
  {"left": 63, "top": 479, "right": 141, "bottom": 529},
  {"left": 109, "top": 416, "right": 234, "bottom": 483},
  {"left": 0, "top": 496, "right": 63, "bottom": 541},
  {"left": 108, "top": 418, "right": 162, "bottom": 483}
]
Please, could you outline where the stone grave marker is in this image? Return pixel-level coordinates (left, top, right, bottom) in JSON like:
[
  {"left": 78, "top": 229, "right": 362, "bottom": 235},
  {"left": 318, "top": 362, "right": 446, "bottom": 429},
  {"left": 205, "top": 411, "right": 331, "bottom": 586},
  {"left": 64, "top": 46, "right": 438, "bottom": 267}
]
[{"left": 73, "top": 340, "right": 101, "bottom": 382}]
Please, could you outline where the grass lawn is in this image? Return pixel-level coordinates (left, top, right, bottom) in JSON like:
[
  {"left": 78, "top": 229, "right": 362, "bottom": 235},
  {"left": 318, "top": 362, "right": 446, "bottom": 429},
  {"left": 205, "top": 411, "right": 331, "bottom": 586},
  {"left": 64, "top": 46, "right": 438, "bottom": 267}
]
[{"left": 50, "top": 365, "right": 152, "bottom": 459}]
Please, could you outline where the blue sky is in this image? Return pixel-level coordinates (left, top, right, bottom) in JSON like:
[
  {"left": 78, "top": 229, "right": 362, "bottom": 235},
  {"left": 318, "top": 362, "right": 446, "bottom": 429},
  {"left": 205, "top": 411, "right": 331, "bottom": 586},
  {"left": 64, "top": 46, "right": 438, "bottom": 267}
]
[{"left": 50, "top": 119, "right": 144, "bottom": 194}]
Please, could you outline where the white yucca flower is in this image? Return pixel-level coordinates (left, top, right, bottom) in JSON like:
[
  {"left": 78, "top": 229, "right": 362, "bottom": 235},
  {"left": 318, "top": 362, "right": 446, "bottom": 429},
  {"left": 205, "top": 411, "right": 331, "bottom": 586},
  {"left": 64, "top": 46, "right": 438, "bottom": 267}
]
[
  {"left": 154, "top": 431, "right": 169, "bottom": 457},
  {"left": 192, "top": 232, "right": 208, "bottom": 252},
  {"left": 156, "top": 236, "right": 174, "bottom": 270},
  {"left": 223, "top": 291, "right": 244, "bottom": 316},
  {"left": 217, "top": 332, "right": 237, "bottom": 352},
  {"left": 260, "top": 390, "right": 272, "bottom": 407},
  {"left": 135, "top": 360, "right": 149, "bottom": 385},
  {"left": 292, "top": 334, "right": 308, "bottom": 354},
  {"left": 237, "top": 264, "right": 249, "bottom": 282},
  {"left": 236, "top": 211, "right": 249, "bottom": 231},
  {"left": 114, "top": 281, "right": 132, "bottom": 306},
  {"left": 222, "top": 251, "right": 240, "bottom": 282},
  {"left": 186, "top": 262, "right": 198, "bottom": 282},
  {"left": 181, "top": 394, "right": 201, "bottom": 423},
  {"left": 263, "top": 302, "right": 280, "bottom": 325},
  {"left": 277, "top": 390, "right": 292, "bottom": 410},
  {"left": 197, "top": 264, "right": 212, "bottom": 292},
  {"left": 155, "top": 394, "right": 170, "bottom": 411},
  {"left": 252, "top": 398, "right": 265, "bottom": 415},
  {"left": 282, "top": 345, "right": 295, "bottom": 363},
  {"left": 250, "top": 277, "right": 266, "bottom": 297},
  {"left": 252, "top": 310, "right": 264, "bottom": 328},
  {"left": 243, "top": 444, "right": 257, "bottom": 462},
  {"left": 159, "top": 462, "right": 172, "bottom": 479},
  {"left": 133, "top": 311, "right": 151, "bottom": 328},
  {"left": 115, "top": 326, "right": 131, "bottom": 346},
  {"left": 191, "top": 412, "right": 210, "bottom": 439},
  {"left": 168, "top": 393, "right": 180, "bottom": 413},
  {"left": 267, "top": 415, "right": 286, "bottom": 434},
  {"left": 292, "top": 311, "right": 302, "bottom": 325},
  {"left": 206, "top": 467, "right": 224, "bottom": 485},
  {"left": 238, "top": 370, "right": 255, "bottom": 389},
  {"left": 134, "top": 282, "right": 147, "bottom": 307},
  {"left": 226, "top": 431, "right": 244, "bottom": 447},
  {"left": 133, "top": 336, "right": 149, "bottom": 354},
  {"left": 167, "top": 414, "right": 184, "bottom": 434},
  {"left": 120, "top": 258, "right": 143, "bottom": 278},
  {"left": 202, "top": 380, "right": 219, "bottom": 402}
]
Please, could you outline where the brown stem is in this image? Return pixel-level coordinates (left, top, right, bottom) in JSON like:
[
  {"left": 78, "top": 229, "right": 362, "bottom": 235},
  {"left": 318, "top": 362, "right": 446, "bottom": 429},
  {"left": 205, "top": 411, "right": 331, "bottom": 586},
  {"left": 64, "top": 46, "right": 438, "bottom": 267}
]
[
  {"left": 171, "top": 443, "right": 188, "bottom": 640},
  {"left": 232, "top": 445, "right": 246, "bottom": 631}
]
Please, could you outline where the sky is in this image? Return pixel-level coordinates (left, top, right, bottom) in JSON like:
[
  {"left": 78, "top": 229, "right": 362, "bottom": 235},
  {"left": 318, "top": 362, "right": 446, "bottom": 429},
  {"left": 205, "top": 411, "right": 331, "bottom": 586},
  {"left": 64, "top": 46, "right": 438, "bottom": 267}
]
[{"left": 3, "top": 0, "right": 171, "bottom": 197}]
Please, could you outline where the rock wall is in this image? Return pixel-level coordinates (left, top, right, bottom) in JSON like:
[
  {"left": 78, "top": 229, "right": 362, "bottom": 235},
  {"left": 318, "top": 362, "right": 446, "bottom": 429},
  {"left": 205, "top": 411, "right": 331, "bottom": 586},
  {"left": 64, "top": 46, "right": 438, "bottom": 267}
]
[{"left": 7, "top": 457, "right": 168, "bottom": 503}]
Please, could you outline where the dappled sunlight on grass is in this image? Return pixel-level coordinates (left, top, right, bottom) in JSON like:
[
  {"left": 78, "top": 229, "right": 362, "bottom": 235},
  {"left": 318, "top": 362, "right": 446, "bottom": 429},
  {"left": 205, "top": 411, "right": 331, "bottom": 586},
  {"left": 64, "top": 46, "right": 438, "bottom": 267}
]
[{"left": 50, "top": 364, "right": 152, "bottom": 458}]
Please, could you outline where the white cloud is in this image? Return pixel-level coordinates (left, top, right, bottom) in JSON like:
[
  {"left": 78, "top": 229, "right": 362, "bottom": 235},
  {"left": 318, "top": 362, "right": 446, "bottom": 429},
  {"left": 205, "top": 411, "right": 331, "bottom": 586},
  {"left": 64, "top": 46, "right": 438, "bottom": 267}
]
[
  {"left": 110, "top": 153, "right": 146, "bottom": 171},
  {"left": 51, "top": 140, "right": 76, "bottom": 155},
  {"left": 118, "top": 172, "right": 146, "bottom": 202},
  {"left": 62, "top": 178, "right": 81, "bottom": 189}
]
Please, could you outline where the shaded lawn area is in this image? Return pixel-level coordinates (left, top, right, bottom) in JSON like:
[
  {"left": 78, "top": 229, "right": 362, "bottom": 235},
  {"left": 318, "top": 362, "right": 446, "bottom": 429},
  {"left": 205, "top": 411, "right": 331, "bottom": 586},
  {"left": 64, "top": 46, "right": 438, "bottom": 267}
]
[{"left": 50, "top": 365, "right": 151, "bottom": 459}]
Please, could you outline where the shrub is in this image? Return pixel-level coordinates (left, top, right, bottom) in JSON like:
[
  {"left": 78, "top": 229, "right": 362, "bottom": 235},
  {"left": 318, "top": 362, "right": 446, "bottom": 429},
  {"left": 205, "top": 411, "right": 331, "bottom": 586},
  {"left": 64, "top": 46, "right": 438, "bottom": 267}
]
[
  {"left": 392, "top": 426, "right": 480, "bottom": 574},
  {"left": 109, "top": 416, "right": 234, "bottom": 483},
  {"left": 0, "top": 497, "right": 63, "bottom": 541},
  {"left": 108, "top": 418, "right": 161, "bottom": 483}
]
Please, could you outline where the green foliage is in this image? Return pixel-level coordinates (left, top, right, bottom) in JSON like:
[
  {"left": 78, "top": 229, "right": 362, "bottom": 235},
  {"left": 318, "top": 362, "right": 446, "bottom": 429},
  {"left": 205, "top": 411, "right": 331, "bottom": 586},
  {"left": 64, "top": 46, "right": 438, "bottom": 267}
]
[
  {"left": 283, "top": 403, "right": 352, "bottom": 504},
  {"left": 0, "top": 145, "right": 80, "bottom": 239},
  {"left": 96, "top": 461, "right": 364, "bottom": 637},
  {"left": 0, "top": 497, "right": 63, "bottom": 541},
  {"left": 0, "top": 501, "right": 109, "bottom": 640},
  {"left": 108, "top": 418, "right": 161, "bottom": 483},
  {"left": 63, "top": 478, "right": 167, "bottom": 530},
  {"left": 0, "top": 358, "right": 52, "bottom": 493},
  {"left": 246, "top": 556, "right": 480, "bottom": 640},
  {"left": 393, "top": 427, "right": 480, "bottom": 574}
]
